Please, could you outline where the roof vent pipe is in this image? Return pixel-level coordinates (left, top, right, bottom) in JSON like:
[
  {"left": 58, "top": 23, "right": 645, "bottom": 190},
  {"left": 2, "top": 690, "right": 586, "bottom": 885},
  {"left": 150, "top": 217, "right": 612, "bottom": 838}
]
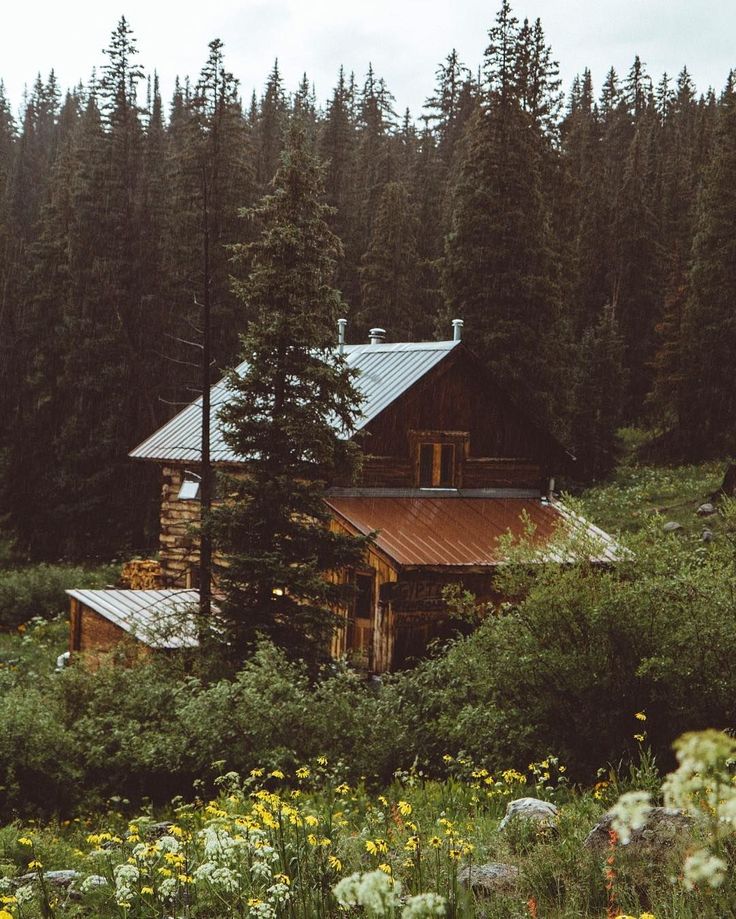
[
  {"left": 337, "top": 318, "right": 347, "bottom": 354},
  {"left": 369, "top": 327, "right": 386, "bottom": 345},
  {"left": 452, "top": 318, "right": 464, "bottom": 342}
]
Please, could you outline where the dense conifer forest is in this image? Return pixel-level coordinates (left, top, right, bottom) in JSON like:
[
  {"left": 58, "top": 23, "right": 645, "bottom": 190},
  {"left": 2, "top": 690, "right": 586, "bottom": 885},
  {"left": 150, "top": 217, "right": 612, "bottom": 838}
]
[{"left": 1, "top": 2, "right": 734, "bottom": 561}]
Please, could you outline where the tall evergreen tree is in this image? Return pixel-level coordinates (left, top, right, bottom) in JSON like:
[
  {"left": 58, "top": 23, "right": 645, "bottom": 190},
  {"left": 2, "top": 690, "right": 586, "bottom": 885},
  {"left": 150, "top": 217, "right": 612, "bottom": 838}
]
[
  {"left": 679, "top": 75, "right": 736, "bottom": 454},
  {"left": 213, "top": 126, "right": 368, "bottom": 662},
  {"left": 359, "top": 181, "right": 422, "bottom": 337},
  {"left": 444, "top": 1, "right": 563, "bottom": 426}
]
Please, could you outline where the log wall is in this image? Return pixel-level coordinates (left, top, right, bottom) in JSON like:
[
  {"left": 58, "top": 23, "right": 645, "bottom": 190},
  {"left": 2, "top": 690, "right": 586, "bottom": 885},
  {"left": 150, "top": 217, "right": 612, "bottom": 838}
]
[{"left": 69, "top": 597, "right": 149, "bottom": 667}]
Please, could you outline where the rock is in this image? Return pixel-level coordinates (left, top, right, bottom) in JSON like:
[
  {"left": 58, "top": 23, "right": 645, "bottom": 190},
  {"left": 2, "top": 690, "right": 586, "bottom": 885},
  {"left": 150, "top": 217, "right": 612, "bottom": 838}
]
[
  {"left": 458, "top": 863, "right": 519, "bottom": 896},
  {"left": 663, "top": 521, "right": 683, "bottom": 533},
  {"left": 13, "top": 869, "right": 81, "bottom": 888},
  {"left": 583, "top": 807, "right": 693, "bottom": 857},
  {"left": 499, "top": 797, "right": 559, "bottom": 831},
  {"left": 696, "top": 503, "right": 716, "bottom": 517},
  {"left": 702, "top": 529, "right": 714, "bottom": 543}
]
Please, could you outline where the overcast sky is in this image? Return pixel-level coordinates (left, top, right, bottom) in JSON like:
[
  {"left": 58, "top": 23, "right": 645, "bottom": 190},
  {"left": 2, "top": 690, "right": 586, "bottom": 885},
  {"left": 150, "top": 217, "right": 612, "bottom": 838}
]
[{"left": 2, "top": 0, "right": 732, "bottom": 119}]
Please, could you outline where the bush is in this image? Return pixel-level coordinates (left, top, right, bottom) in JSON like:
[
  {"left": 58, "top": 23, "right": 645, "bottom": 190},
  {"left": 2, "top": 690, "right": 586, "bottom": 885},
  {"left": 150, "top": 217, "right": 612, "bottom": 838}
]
[{"left": 0, "top": 562, "right": 119, "bottom": 630}]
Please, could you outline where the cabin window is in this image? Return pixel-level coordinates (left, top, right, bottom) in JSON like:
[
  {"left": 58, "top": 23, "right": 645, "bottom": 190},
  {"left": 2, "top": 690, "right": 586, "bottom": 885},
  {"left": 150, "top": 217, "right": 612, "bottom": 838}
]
[
  {"left": 354, "top": 572, "right": 374, "bottom": 620},
  {"left": 418, "top": 442, "right": 456, "bottom": 488}
]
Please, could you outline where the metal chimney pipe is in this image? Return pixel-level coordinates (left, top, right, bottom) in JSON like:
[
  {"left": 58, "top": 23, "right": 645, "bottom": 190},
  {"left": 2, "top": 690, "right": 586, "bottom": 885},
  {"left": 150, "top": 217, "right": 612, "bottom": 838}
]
[
  {"left": 369, "top": 327, "right": 386, "bottom": 345},
  {"left": 337, "top": 318, "right": 347, "bottom": 354},
  {"left": 452, "top": 319, "right": 464, "bottom": 342}
]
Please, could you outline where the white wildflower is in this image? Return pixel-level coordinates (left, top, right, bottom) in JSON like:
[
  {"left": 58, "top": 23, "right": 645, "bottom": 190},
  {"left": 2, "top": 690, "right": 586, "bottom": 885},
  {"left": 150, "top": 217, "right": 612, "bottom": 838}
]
[
  {"left": 402, "top": 892, "right": 447, "bottom": 919},
  {"left": 334, "top": 870, "right": 402, "bottom": 916},
  {"left": 683, "top": 848, "right": 727, "bottom": 890},
  {"left": 610, "top": 790, "right": 652, "bottom": 845},
  {"left": 157, "top": 835, "right": 180, "bottom": 853},
  {"left": 80, "top": 874, "right": 108, "bottom": 893},
  {"left": 159, "top": 876, "right": 178, "bottom": 898},
  {"left": 15, "top": 884, "right": 35, "bottom": 904}
]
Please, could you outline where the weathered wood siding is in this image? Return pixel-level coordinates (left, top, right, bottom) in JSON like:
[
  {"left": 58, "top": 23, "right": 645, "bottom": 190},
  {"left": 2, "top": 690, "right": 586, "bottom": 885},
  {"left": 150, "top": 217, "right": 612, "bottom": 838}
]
[
  {"left": 69, "top": 597, "right": 148, "bottom": 667},
  {"left": 355, "top": 350, "right": 554, "bottom": 489}
]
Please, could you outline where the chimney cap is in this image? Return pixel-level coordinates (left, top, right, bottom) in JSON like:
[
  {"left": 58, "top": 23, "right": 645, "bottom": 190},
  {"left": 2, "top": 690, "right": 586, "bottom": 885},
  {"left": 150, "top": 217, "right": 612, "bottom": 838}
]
[
  {"left": 369, "top": 327, "right": 387, "bottom": 345},
  {"left": 452, "top": 318, "right": 464, "bottom": 342}
]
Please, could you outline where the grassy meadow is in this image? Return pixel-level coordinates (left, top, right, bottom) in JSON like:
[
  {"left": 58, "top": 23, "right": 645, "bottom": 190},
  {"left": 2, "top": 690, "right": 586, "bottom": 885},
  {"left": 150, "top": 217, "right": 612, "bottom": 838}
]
[{"left": 1, "top": 455, "right": 735, "bottom": 918}]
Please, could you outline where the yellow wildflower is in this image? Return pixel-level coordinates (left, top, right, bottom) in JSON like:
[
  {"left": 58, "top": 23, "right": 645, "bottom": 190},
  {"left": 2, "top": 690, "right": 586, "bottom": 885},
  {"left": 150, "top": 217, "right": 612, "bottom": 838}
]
[
  {"left": 17, "top": 836, "right": 33, "bottom": 846},
  {"left": 378, "top": 863, "right": 392, "bottom": 875},
  {"left": 270, "top": 769, "right": 285, "bottom": 780},
  {"left": 397, "top": 801, "right": 412, "bottom": 817},
  {"left": 328, "top": 855, "right": 342, "bottom": 872},
  {"left": 635, "top": 711, "right": 647, "bottom": 721},
  {"left": 365, "top": 838, "right": 388, "bottom": 855},
  {"left": 296, "top": 766, "right": 310, "bottom": 779},
  {"left": 250, "top": 768, "right": 264, "bottom": 777},
  {"left": 634, "top": 733, "right": 646, "bottom": 743},
  {"left": 304, "top": 815, "right": 319, "bottom": 827},
  {"left": 27, "top": 860, "right": 43, "bottom": 870},
  {"left": 141, "top": 886, "right": 154, "bottom": 895},
  {"left": 335, "top": 783, "right": 351, "bottom": 795}
]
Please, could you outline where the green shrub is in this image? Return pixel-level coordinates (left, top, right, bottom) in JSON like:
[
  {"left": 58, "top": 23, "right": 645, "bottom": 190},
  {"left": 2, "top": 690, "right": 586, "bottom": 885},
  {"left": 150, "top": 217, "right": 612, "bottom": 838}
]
[{"left": 0, "top": 562, "right": 119, "bottom": 630}]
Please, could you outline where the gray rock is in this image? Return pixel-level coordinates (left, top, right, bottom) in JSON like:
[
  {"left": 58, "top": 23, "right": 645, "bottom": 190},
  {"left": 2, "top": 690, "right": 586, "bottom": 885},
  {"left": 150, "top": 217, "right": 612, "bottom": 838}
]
[
  {"left": 702, "top": 529, "right": 714, "bottom": 543},
  {"left": 458, "top": 863, "right": 519, "bottom": 896},
  {"left": 697, "top": 503, "right": 716, "bottom": 517},
  {"left": 663, "top": 521, "right": 683, "bottom": 533},
  {"left": 584, "top": 807, "right": 693, "bottom": 856},
  {"left": 13, "top": 869, "right": 81, "bottom": 888},
  {"left": 499, "top": 797, "right": 559, "bottom": 831}
]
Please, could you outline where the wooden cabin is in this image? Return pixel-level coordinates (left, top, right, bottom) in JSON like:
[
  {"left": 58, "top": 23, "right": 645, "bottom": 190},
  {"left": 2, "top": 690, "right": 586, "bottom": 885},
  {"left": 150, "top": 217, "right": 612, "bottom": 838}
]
[{"left": 69, "top": 322, "right": 617, "bottom": 671}]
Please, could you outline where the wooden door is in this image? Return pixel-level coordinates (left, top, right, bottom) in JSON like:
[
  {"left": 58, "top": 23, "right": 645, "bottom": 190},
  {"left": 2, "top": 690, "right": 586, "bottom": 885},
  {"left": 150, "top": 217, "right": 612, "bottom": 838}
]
[{"left": 347, "top": 571, "right": 375, "bottom": 668}]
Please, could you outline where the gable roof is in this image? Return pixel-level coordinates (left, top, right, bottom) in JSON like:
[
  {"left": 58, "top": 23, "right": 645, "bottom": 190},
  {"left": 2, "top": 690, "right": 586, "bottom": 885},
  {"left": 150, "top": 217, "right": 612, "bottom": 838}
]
[
  {"left": 66, "top": 589, "right": 201, "bottom": 649},
  {"left": 130, "top": 340, "right": 460, "bottom": 464}
]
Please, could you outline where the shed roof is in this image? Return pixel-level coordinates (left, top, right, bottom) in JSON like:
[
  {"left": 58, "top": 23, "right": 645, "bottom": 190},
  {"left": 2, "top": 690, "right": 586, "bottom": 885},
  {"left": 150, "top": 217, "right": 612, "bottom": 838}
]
[
  {"left": 66, "top": 589, "right": 201, "bottom": 649},
  {"left": 130, "top": 340, "right": 459, "bottom": 463},
  {"left": 324, "top": 493, "right": 620, "bottom": 568}
]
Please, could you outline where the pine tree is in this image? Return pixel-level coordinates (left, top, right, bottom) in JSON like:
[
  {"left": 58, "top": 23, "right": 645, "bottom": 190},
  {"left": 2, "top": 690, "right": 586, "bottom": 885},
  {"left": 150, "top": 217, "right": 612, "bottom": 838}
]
[
  {"left": 444, "top": 1, "right": 564, "bottom": 426},
  {"left": 254, "top": 60, "right": 288, "bottom": 189},
  {"left": 570, "top": 305, "right": 627, "bottom": 478},
  {"left": 359, "top": 181, "right": 422, "bottom": 337},
  {"left": 679, "top": 75, "right": 736, "bottom": 455},
  {"left": 213, "top": 126, "right": 368, "bottom": 663}
]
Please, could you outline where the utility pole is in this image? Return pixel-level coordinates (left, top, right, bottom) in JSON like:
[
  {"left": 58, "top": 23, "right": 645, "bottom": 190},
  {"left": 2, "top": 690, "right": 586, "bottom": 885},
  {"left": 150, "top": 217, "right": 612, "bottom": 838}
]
[{"left": 199, "top": 161, "right": 213, "bottom": 629}]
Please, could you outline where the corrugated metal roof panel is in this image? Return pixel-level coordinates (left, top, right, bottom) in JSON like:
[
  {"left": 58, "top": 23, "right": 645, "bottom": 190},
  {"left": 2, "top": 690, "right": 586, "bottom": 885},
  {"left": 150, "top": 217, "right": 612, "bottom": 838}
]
[
  {"left": 66, "top": 589, "right": 202, "bottom": 649},
  {"left": 130, "top": 340, "right": 459, "bottom": 463},
  {"left": 324, "top": 495, "right": 621, "bottom": 567}
]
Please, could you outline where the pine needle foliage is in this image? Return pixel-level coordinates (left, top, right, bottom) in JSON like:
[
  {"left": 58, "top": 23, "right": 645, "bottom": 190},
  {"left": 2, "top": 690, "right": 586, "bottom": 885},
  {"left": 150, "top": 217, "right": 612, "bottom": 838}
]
[{"left": 213, "top": 125, "right": 369, "bottom": 664}]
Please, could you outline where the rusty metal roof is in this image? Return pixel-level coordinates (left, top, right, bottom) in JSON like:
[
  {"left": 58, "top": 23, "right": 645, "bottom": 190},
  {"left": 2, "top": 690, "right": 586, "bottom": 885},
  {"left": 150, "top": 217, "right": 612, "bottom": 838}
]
[
  {"left": 130, "top": 340, "right": 459, "bottom": 463},
  {"left": 66, "top": 589, "right": 202, "bottom": 649},
  {"left": 324, "top": 494, "right": 620, "bottom": 567}
]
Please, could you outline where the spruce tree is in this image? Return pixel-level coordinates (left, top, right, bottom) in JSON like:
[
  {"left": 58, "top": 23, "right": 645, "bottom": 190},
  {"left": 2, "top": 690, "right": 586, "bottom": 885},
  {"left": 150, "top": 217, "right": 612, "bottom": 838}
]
[
  {"left": 444, "top": 0, "right": 563, "bottom": 427},
  {"left": 679, "top": 75, "right": 736, "bottom": 454},
  {"left": 213, "top": 126, "right": 368, "bottom": 663},
  {"left": 359, "top": 181, "right": 422, "bottom": 337}
]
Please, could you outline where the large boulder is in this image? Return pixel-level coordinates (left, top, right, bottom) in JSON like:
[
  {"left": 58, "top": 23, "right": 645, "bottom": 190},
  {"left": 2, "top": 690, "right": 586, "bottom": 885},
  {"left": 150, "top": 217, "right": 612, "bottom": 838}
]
[
  {"left": 499, "top": 797, "right": 559, "bottom": 831},
  {"left": 584, "top": 807, "right": 693, "bottom": 857},
  {"left": 458, "top": 863, "right": 519, "bottom": 896}
]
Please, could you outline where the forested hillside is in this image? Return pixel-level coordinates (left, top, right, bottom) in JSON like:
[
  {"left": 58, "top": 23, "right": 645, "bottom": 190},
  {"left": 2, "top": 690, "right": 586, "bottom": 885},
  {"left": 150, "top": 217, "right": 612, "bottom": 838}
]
[{"left": 1, "top": 2, "right": 734, "bottom": 561}]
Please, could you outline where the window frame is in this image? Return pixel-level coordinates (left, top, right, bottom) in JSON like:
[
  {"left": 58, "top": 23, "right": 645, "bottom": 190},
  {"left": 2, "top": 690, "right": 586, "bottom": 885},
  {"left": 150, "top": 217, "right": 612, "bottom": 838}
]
[{"left": 408, "top": 430, "right": 469, "bottom": 489}]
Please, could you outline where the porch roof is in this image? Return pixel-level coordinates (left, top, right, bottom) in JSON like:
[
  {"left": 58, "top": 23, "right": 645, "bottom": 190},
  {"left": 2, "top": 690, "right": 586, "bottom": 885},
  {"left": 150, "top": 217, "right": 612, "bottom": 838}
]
[{"left": 324, "top": 492, "right": 620, "bottom": 568}]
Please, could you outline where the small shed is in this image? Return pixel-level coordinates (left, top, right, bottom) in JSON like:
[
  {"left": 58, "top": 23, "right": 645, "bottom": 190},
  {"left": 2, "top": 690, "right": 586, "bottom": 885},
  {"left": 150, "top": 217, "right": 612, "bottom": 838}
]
[{"left": 66, "top": 589, "right": 200, "bottom": 663}]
